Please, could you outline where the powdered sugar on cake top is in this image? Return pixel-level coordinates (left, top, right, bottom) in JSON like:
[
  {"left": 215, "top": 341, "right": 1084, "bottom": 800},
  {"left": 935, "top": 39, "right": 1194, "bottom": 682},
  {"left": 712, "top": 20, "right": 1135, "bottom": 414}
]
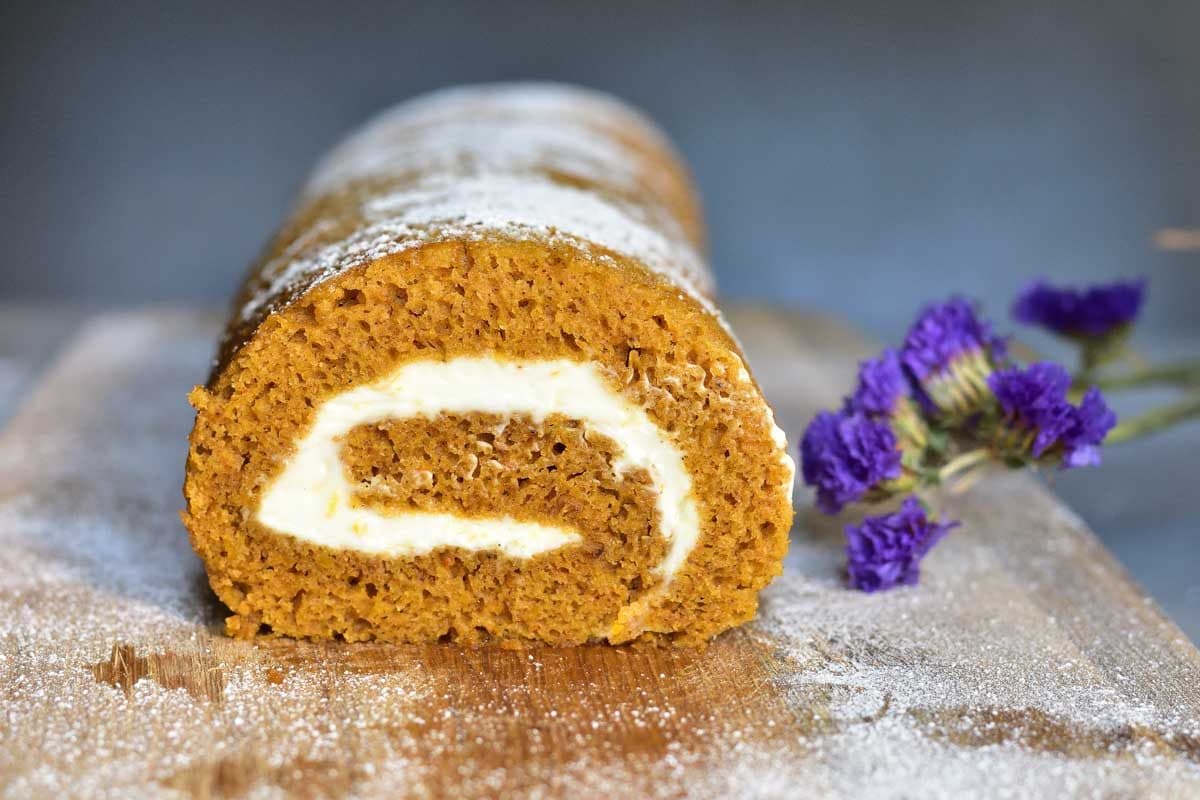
[
  {"left": 305, "top": 117, "right": 643, "bottom": 200},
  {"left": 340, "top": 82, "right": 680, "bottom": 165},
  {"left": 236, "top": 83, "right": 718, "bottom": 334}
]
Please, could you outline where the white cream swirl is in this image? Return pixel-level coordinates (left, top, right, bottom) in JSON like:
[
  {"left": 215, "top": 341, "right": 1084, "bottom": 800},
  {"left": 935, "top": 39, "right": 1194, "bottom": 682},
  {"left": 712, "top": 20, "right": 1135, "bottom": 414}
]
[{"left": 258, "top": 357, "right": 700, "bottom": 578}]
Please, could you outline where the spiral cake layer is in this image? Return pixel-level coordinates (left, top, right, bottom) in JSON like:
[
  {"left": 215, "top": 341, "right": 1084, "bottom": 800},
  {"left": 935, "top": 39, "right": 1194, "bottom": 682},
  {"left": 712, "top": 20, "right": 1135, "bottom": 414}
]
[{"left": 183, "top": 83, "right": 794, "bottom": 645}]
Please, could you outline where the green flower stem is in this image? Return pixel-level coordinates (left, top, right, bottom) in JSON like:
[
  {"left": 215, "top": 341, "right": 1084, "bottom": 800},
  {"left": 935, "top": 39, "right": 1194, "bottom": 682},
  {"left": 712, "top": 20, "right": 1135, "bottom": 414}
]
[
  {"left": 937, "top": 448, "right": 993, "bottom": 483},
  {"left": 1106, "top": 394, "right": 1200, "bottom": 444},
  {"left": 947, "top": 464, "right": 990, "bottom": 496},
  {"left": 1082, "top": 358, "right": 1200, "bottom": 392}
]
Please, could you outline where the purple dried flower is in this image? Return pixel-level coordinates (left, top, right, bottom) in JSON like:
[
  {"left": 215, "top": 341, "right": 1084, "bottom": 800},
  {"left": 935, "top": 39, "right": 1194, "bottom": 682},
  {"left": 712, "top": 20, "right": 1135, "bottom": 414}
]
[
  {"left": 901, "top": 297, "right": 1007, "bottom": 415},
  {"left": 1013, "top": 278, "right": 1145, "bottom": 338},
  {"left": 1062, "top": 387, "right": 1117, "bottom": 468},
  {"left": 987, "top": 362, "right": 1116, "bottom": 468},
  {"left": 847, "top": 349, "right": 909, "bottom": 417},
  {"left": 846, "top": 496, "right": 957, "bottom": 592},
  {"left": 901, "top": 297, "right": 1007, "bottom": 381},
  {"left": 800, "top": 410, "right": 903, "bottom": 514},
  {"left": 988, "top": 362, "right": 1076, "bottom": 457}
]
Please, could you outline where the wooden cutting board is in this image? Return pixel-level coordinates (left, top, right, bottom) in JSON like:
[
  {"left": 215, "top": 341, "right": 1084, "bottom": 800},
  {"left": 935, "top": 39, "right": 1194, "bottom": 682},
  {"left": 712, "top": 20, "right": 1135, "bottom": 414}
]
[{"left": 2, "top": 307, "right": 1198, "bottom": 799}]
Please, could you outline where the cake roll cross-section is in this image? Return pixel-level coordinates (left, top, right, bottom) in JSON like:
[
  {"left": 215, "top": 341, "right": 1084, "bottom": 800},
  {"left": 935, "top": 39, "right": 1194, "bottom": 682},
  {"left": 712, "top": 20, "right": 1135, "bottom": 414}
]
[{"left": 183, "top": 83, "right": 794, "bottom": 646}]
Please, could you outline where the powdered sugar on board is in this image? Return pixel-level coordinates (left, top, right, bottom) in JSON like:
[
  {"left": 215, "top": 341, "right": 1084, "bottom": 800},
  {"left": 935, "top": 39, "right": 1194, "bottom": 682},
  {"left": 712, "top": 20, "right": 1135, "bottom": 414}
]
[
  {"left": 3, "top": 311, "right": 1200, "bottom": 799},
  {"left": 0, "top": 314, "right": 435, "bottom": 799},
  {"left": 234, "top": 83, "right": 718, "bottom": 341}
]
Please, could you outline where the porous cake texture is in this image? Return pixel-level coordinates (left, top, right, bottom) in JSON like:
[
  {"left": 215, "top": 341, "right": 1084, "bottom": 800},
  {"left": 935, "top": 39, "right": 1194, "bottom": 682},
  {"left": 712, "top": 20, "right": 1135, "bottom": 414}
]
[{"left": 183, "top": 83, "right": 794, "bottom": 646}]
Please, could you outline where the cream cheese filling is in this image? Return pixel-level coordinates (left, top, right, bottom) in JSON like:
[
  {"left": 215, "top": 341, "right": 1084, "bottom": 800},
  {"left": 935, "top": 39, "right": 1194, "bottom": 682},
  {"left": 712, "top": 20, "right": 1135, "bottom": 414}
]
[{"left": 257, "top": 357, "right": 701, "bottom": 578}]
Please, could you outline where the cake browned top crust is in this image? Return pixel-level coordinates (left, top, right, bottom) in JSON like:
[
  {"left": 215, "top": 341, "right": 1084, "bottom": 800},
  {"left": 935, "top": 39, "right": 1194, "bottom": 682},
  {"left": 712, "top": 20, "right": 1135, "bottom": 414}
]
[{"left": 213, "top": 82, "right": 717, "bottom": 383}]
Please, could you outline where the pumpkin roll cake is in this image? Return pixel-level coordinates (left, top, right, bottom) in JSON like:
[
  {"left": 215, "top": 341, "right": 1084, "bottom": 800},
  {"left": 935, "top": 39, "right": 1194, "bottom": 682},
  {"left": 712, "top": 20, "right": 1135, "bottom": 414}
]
[{"left": 183, "top": 83, "right": 794, "bottom": 646}]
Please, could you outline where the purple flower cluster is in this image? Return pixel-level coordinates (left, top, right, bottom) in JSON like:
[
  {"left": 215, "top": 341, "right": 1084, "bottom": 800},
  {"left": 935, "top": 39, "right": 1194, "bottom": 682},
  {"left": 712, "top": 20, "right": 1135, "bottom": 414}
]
[
  {"left": 800, "top": 411, "right": 902, "bottom": 514},
  {"left": 1013, "top": 278, "right": 1145, "bottom": 338},
  {"left": 846, "top": 348, "right": 908, "bottom": 417},
  {"left": 901, "top": 297, "right": 1007, "bottom": 382},
  {"left": 987, "top": 362, "right": 1116, "bottom": 468},
  {"left": 798, "top": 287, "right": 1122, "bottom": 595},
  {"left": 846, "top": 496, "right": 958, "bottom": 592}
]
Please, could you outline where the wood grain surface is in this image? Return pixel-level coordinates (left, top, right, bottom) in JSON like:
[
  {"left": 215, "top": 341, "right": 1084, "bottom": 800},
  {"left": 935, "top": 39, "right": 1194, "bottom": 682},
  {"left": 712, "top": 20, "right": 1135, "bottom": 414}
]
[{"left": 2, "top": 307, "right": 1199, "bottom": 799}]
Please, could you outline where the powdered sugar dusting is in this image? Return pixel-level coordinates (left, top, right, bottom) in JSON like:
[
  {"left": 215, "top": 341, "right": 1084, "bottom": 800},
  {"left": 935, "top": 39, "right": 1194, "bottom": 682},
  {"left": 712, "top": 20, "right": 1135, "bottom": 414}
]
[
  {"left": 311, "top": 82, "right": 681, "bottom": 195},
  {"left": 734, "top": 479, "right": 1200, "bottom": 798},
  {"left": 241, "top": 173, "right": 713, "bottom": 333},
  {"left": 306, "top": 117, "right": 641, "bottom": 200},
  {"left": 0, "top": 314, "right": 434, "bottom": 798},
  {"left": 364, "top": 82, "right": 678, "bottom": 151},
  {"left": 233, "top": 83, "right": 717, "bottom": 342},
  {"left": 5, "top": 312, "right": 1200, "bottom": 798}
]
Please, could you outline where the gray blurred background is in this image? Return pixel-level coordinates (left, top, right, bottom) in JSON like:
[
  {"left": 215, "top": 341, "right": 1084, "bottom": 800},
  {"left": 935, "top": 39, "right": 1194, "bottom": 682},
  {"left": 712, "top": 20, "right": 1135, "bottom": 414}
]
[{"left": 1, "top": 1, "right": 1197, "bottom": 636}]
